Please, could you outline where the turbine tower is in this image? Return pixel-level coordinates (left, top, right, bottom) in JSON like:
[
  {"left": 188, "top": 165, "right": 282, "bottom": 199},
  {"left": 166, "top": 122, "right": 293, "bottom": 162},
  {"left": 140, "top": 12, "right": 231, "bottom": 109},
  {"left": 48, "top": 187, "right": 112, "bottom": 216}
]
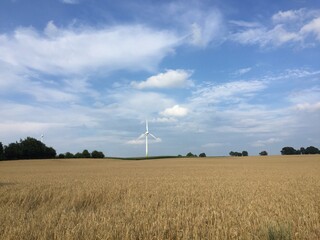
[
  {"left": 138, "top": 120, "right": 158, "bottom": 158},
  {"left": 40, "top": 134, "right": 44, "bottom": 143}
]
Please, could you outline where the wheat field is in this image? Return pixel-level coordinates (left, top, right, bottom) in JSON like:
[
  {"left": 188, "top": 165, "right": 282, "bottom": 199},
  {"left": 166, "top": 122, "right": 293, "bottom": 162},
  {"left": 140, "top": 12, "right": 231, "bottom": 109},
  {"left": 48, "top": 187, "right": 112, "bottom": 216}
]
[{"left": 0, "top": 155, "right": 319, "bottom": 239}]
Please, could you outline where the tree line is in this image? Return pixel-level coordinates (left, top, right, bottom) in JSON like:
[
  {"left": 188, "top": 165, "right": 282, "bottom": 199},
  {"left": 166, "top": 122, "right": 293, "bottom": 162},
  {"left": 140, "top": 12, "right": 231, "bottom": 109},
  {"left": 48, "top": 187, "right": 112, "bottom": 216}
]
[
  {"left": 179, "top": 152, "right": 207, "bottom": 157},
  {"left": 0, "top": 137, "right": 105, "bottom": 161},
  {"left": 57, "top": 150, "right": 105, "bottom": 159},
  {"left": 281, "top": 146, "right": 320, "bottom": 155},
  {"left": 228, "top": 146, "right": 319, "bottom": 157}
]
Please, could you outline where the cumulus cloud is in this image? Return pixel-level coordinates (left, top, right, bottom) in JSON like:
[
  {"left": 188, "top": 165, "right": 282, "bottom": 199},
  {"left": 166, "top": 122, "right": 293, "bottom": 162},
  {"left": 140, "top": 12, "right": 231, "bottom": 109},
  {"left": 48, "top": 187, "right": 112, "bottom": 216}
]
[
  {"left": 0, "top": 22, "right": 179, "bottom": 75},
  {"left": 132, "top": 69, "right": 193, "bottom": 89},
  {"left": 160, "top": 105, "right": 189, "bottom": 117}
]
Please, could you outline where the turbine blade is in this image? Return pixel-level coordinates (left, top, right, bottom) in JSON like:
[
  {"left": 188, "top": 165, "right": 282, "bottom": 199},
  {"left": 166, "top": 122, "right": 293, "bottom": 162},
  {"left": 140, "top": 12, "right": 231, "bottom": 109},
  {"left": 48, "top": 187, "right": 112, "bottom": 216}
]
[
  {"left": 146, "top": 120, "right": 148, "bottom": 132},
  {"left": 149, "top": 133, "right": 157, "bottom": 140},
  {"left": 137, "top": 133, "right": 145, "bottom": 140}
]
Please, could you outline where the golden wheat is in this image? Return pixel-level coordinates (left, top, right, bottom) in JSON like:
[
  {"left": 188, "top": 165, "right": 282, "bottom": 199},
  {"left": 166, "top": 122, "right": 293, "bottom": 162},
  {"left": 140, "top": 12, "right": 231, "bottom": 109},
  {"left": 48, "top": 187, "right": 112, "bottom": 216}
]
[{"left": 0, "top": 155, "right": 319, "bottom": 239}]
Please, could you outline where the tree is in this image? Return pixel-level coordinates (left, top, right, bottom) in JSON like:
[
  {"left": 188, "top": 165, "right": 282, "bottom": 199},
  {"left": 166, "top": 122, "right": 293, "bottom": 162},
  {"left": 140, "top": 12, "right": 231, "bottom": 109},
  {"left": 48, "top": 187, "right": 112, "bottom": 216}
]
[
  {"left": 45, "top": 147, "right": 56, "bottom": 159},
  {"left": 259, "top": 151, "right": 268, "bottom": 156},
  {"left": 186, "top": 152, "right": 197, "bottom": 157},
  {"left": 0, "top": 142, "right": 4, "bottom": 160},
  {"left": 305, "top": 146, "right": 320, "bottom": 154},
  {"left": 4, "top": 142, "right": 22, "bottom": 160},
  {"left": 281, "top": 147, "right": 298, "bottom": 155},
  {"left": 229, "top": 151, "right": 243, "bottom": 157},
  {"left": 199, "top": 152, "right": 206, "bottom": 157},
  {"left": 91, "top": 150, "right": 105, "bottom": 158},
  {"left": 58, "top": 153, "right": 65, "bottom": 158},
  {"left": 82, "top": 149, "right": 91, "bottom": 158},
  {"left": 3, "top": 137, "right": 56, "bottom": 160},
  {"left": 300, "top": 147, "right": 306, "bottom": 155},
  {"left": 242, "top": 151, "right": 248, "bottom": 156},
  {"left": 19, "top": 137, "right": 56, "bottom": 159},
  {"left": 74, "top": 152, "right": 83, "bottom": 158},
  {"left": 65, "top": 152, "right": 74, "bottom": 158}
]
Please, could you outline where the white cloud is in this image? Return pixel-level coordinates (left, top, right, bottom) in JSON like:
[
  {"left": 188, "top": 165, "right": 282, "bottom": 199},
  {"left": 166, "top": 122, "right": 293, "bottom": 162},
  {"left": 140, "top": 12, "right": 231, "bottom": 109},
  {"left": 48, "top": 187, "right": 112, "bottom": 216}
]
[
  {"left": 229, "top": 20, "right": 261, "bottom": 28},
  {"left": 232, "top": 25, "right": 300, "bottom": 47},
  {"left": 0, "top": 22, "right": 179, "bottom": 75},
  {"left": 234, "top": 67, "right": 252, "bottom": 76},
  {"left": 160, "top": 105, "right": 189, "bottom": 117},
  {"left": 162, "top": 2, "right": 225, "bottom": 47},
  {"left": 190, "top": 80, "right": 267, "bottom": 106},
  {"left": 231, "top": 8, "right": 320, "bottom": 47},
  {"left": 151, "top": 117, "right": 177, "bottom": 123},
  {"left": 127, "top": 137, "right": 162, "bottom": 145},
  {"left": 0, "top": 62, "right": 81, "bottom": 103},
  {"left": 103, "top": 90, "right": 177, "bottom": 120},
  {"left": 202, "top": 142, "right": 224, "bottom": 148},
  {"left": 60, "top": 0, "right": 79, "bottom": 4},
  {"left": 300, "top": 17, "right": 320, "bottom": 40},
  {"left": 252, "top": 138, "right": 282, "bottom": 147},
  {"left": 288, "top": 87, "right": 320, "bottom": 105},
  {"left": 295, "top": 102, "right": 320, "bottom": 112},
  {"left": 289, "top": 87, "right": 320, "bottom": 112},
  {"left": 132, "top": 69, "right": 193, "bottom": 89},
  {"left": 189, "top": 10, "right": 224, "bottom": 47},
  {"left": 272, "top": 9, "right": 304, "bottom": 23}
]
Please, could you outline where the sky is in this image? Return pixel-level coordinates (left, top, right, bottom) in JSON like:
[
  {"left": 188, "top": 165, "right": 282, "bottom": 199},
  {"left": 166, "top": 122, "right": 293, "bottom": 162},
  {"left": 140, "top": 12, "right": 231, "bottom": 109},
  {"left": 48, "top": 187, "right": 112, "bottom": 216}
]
[{"left": 0, "top": 0, "right": 320, "bottom": 157}]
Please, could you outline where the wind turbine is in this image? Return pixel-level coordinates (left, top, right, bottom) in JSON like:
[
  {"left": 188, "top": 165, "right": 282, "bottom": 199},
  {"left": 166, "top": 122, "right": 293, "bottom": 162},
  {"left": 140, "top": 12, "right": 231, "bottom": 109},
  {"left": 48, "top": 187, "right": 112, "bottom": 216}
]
[
  {"left": 40, "top": 134, "right": 44, "bottom": 143},
  {"left": 137, "top": 120, "right": 159, "bottom": 158}
]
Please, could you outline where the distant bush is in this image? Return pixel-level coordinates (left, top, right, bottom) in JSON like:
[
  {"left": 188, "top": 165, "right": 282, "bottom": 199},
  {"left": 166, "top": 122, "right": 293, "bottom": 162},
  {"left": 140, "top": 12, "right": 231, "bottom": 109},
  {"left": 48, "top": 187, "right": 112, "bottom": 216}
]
[
  {"left": 58, "top": 153, "right": 65, "bottom": 158},
  {"left": 229, "top": 151, "right": 248, "bottom": 157},
  {"left": 259, "top": 151, "right": 268, "bottom": 156},
  {"left": 91, "top": 150, "right": 105, "bottom": 158},
  {"left": 199, "top": 153, "right": 206, "bottom": 157},
  {"left": 242, "top": 151, "right": 248, "bottom": 156}
]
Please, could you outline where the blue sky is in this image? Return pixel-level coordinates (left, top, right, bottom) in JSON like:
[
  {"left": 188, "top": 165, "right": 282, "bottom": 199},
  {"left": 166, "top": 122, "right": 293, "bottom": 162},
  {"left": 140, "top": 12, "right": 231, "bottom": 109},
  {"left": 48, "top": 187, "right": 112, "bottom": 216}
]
[{"left": 0, "top": 0, "right": 320, "bottom": 157}]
